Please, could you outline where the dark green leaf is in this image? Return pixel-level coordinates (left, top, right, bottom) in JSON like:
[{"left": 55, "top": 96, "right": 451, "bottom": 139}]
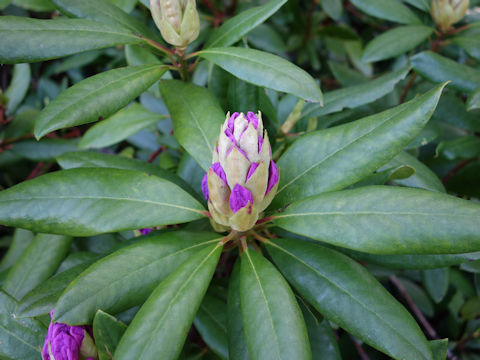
[
  {"left": 12, "top": 0, "right": 54, "bottom": 10},
  {"left": 0, "top": 168, "right": 205, "bottom": 236},
  {"left": 12, "top": 139, "right": 79, "bottom": 162},
  {"left": 266, "top": 238, "right": 433, "bottom": 360},
  {"left": 93, "top": 310, "right": 127, "bottom": 360},
  {"left": 402, "top": 0, "right": 429, "bottom": 11},
  {"left": 114, "top": 243, "right": 223, "bottom": 360},
  {"left": 436, "top": 136, "right": 480, "bottom": 160},
  {"left": 423, "top": 268, "right": 449, "bottom": 303},
  {"left": 197, "top": 47, "right": 323, "bottom": 103},
  {"left": 0, "top": 229, "right": 34, "bottom": 271},
  {"left": 54, "top": 231, "right": 220, "bottom": 324},
  {"left": 321, "top": 0, "right": 343, "bottom": 20},
  {"left": 397, "top": 278, "right": 434, "bottom": 317},
  {"left": 274, "top": 186, "right": 480, "bottom": 254},
  {"left": 159, "top": 80, "right": 225, "bottom": 171},
  {"left": 429, "top": 339, "right": 448, "bottom": 360},
  {"left": 467, "top": 86, "right": 480, "bottom": 111},
  {"left": 452, "top": 36, "right": 480, "bottom": 60},
  {"left": 0, "top": 16, "right": 144, "bottom": 64},
  {"left": 5, "top": 63, "right": 30, "bottom": 116},
  {"left": 274, "top": 83, "right": 445, "bottom": 207},
  {"left": 34, "top": 65, "right": 167, "bottom": 138},
  {"left": 240, "top": 248, "right": 311, "bottom": 360},
  {"left": 350, "top": 0, "right": 421, "bottom": 24}
]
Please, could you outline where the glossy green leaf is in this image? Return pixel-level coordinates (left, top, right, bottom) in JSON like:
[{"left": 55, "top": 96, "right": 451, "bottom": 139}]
[
  {"left": 321, "top": 0, "right": 342, "bottom": 20},
  {"left": 402, "top": 0, "right": 429, "bottom": 11},
  {"left": 159, "top": 80, "right": 225, "bottom": 171},
  {"left": 362, "top": 26, "right": 434, "bottom": 62},
  {"left": 274, "top": 83, "right": 445, "bottom": 207},
  {"left": 240, "top": 248, "right": 311, "bottom": 360},
  {"left": 34, "top": 65, "right": 167, "bottom": 139},
  {"left": 54, "top": 231, "right": 220, "bottom": 324},
  {"left": 301, "top": 68, "right": 409, "bottom": 120},
  {"left": 114, "top": 243, "right": 223, "bottom": 360},
  {"left": 125, "top": 44, "right": 162, "bottom": 66},
  {"left": 274, "top": 186, "right": 480, "bottom": 254},
  {"left": 467, "top": 86, "right": 480, "bottom": 111},
  {"left": 193, "top": 294, "right": 228, "bottom": 359},
  {"left": 397, "top": 278, "right": 434, "bottom": 317},
  {"left": 452, "top": 36, "right": 480, "bottom": 60},
  {"left": 12, "top": 0, "right": 54, "bottom": 11},
  {"left": 79, "top": 103, "right": 165, "bottom": 149},
  {"left": 350, "top": 0, "right": 421, "bottom": 24},
  {"left": 12, "top": 139, "right": 79, "bottom": 162},
  {"left": 17, "top": 261, "right": 93, "bottom": 318},
  {"left": 0, "top": 290, "right": 45, "bottom": 360},
  {"left": 411, "top": 51, "right": 480, "bottom": 93},
  {"left": 227, "top": 260, "right": 250, "bottom": 360},
  {"left": 205, "top": 0, "right": 287, "bottom": 48},
  {"left": 52, "top": 0, "right": 159, "bottom": 41},
  {"left": 2, "top": 234, "right": 71, "bottom": 301},
  {"left": 110, "top": 0, "right": 137, "bottom": 12},
  {"left": 266, "top": 238, "right": 433, "bottom": 360},
  {"left": 430, "top": 339, "right": 448, "bottom": 360},
  {"left": 0, "top": 229, "right": 34, "bottom": 271},
  {"left": 0, "top": 16, "right": 144, "bottom": 64},
  {"left": 93, "top": 310, "right": 127, "bottom": 360},
  {"left": 436, "top": 136, "right": 480, "bottom": 160},
  {"left": 0, "top": 168, "right": 205, "bottom": 236},
  {"left": 197, "top": 47, "right": 323, "bottom": 103},
  {"left": 5, "top": 63, "right": 30, "bottom": 116},
  {"left": 423, "top": 268, "right": 449, "bottom": 303}
]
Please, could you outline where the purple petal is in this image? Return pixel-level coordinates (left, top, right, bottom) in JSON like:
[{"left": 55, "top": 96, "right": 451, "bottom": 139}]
[
  {"left": 258, "top": 135, "right": 264, "bottom": 153},
  {"left": 246, "top": 162, "right": 259, "bottom": 182},
  {"left": 228, "top": 112, "right": 239, "bottom": 131},
  {"left": 226, "top": 146, "right": 248, "bottom": 160},
  {"left": 229, "top": 184, "right": 254, "bottom": 213},
  {"left": 211, "top": 162, "right": 228, "bottom": 184},
  {"left": 139, "top": 228, "right": 152, "bottom": 235},
  {"left": 266, "top": 160, "right": 279, "bottom": 195},
  {"left": 201, "top": 172, "right": 209, "bottom": 200},
  {"left": 224, "top": 128, "right": 236, "bottom": 145},
  {"left": 246, "top": 111, "right": 258, "bottom": 129}
]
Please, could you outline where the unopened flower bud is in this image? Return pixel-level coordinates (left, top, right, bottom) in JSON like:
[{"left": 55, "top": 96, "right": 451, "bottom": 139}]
[
  {"left": 202, "top": 112, "right": 279, "bottom": 232},
  {"left": 150, "top": 0, "right": 200, "bottom": 47},
  {"left": 431, "top": 0, "right": 469, "bottom": 32}
]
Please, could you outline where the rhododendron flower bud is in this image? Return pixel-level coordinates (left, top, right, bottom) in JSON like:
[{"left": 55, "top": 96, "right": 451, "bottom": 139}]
[
  {"left": 431, "top": 0, "right": 469, "bottom": 32},
  {"left": 202, "top": 111, "right": 279, "bottom": 232},
  {"left": 150, "top": 0, "right": 200, "bottom": 47},
  {"left": 42, "top": 310, "right": 97, "bottom": 360}
]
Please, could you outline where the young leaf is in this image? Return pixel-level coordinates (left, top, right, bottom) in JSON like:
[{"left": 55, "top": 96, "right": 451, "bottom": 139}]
[
  {"left": 5, "top": 63, "right": 30, "bottom": 116},
  {"left": 2, "top": 234, "right": 71, "bottom": 300},
  {"left": 159, "top": 80, "right": 225, "bottom": 171},
  {"left": 274, "top": 186, "right": 480, "bottom": 255},
  {"left": 93, "top": 310, "right": 127, "bottom": 360},
  {"left": 34, "top": 65, "right": 167, "bottom": 139},
  {"left": 114, "top": 243, "right": 223, "bottom": 360},
  {"left": 350, "top": 0, "right": 421, "bottom": 24},
  {"left": 0, "top": 168, "right": 206, "bottom": 236},
  {"left": 240, "top": 248, "right": 311, "bottom": 360},
  {"left": 362, "top": 26, "right": 434, "bottom": 62},
  {"left": 0, "top": 17, "right": 144, "bottom": 64},
  {"left": 274, "top": 83, "right": 446, "bottom": 207},
  {"left": 423, "top": 268, "right": 449, "bottom": 303},
  {"left": 266, "top": 238, "right": 433, "bottom": 360},
  {"left": 205, "top": 0, "right": 287, "bottom": 48},
  {"left": 197, "top": 47, "right": 323, "bottom": 103},
  {"left": 54, "top": 231, "right": 221, "bottom": 324}
]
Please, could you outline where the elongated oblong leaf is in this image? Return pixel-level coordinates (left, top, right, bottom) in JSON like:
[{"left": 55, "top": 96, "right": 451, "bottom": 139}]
[
  {"left": 362, "top": 26, "right": 434, "bottom": 62},
  {"left": 0, "top": 16, "right": 144, "bottom": 64},
  {"left": 452, "top": 36, "right": 480, "bottom": 60},
  {"left": 34, "top": 65, "right": 166, "bottom": 138},
  {"left": 274, "top": 186, "right": 480, "bottom": 254},
  {"left": 0, "top": 168, "right": 205, "bottom": 236},
  {"left": 197, "top": 47, "right": 323, "bottom": 103},
  {"left": 93, "top": 310, "right": 127, "bottom": 360},
  {"left": 115, "top": 243, "right": 223, "bottom": 360},
  {"left": 0, "top": 229, "right": 34, "bottom": 271},
  {"left": 5, "top": 63, "right": 30, "bottom": 115},
  {"left": 159, "top": 80, "right": 225, "bottom": 171},
  {"left": 350, "top": 0, "right": 421, "bottom": 24},
  {"left": 54, "top": 231, "right": 220, "bottom": 324},
  {"left": 266, "top": 238, "right": 433, "bottom": 360},
  {"left": 205, "top": 0, "right": 287, "bottom": 48},
  {"left": 273, "top": 83, "right": 445, "bottom": 207},
  {"left": 240, "top": 248, "right": 311, "bottom": 360}
]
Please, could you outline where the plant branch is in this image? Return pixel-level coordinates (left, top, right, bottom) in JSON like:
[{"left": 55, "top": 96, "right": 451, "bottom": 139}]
[{"left": 442, "top": 158, "right": 476, "bottom": 184}]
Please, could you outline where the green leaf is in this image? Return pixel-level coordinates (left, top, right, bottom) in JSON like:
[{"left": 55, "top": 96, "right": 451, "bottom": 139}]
[
  {"left": 5, "top": 63, "right": 30, "bottom": 116},
  {"left": 193, "top": 294, "right": 228, "bottom": 359},
  {"left": 452, "top": 36, "right": 480, "bottom": 60},
  {"left": 274, "top": 83, "right": 445, "bottom": 207},
  {"left": 205, "top": 0, "right": 287, "bottom": 48},
  {"left": 467, "top": 86, "right": 480, "bottom": 111},
  {"left": 321, "top": 0, "right": 343, "bottom": 20},
  {"left": 12, "top": 139, "right": 79, "bottom": 162},
  {"left": 362, "top": 26, "right": 434, "bottom": 62},
  {"left": 411, "top": 51, "right": 480, "bottom": 93},
  {"left": 274, "top": 186, "right": 480, "bottom": 254},
  {"left": 2, "top": 234, "right": 71, "bottom": 301},
  {"left": 109, "top": 0, "right": 137, "bottom": 12},
  {"left": 197, "top": 47, "right": 323, "bottom": 103},
  {"left": 12, "top": 0, "right": 54, "bottom": 11},
  {"left": 227, "top": 260, "right": 250, "bottom": 360},
  {"left": 52, "top": 0, "right": 160, "bottom": 41},
  {"left": 430, "top": 339, "right": 448, "bottom": 360},
  {"left": 0, "top": 229, "right": 34, "bottom": 271},
  {"left": 114, "top": 243, "right": 223, "bottom": 360},
  {"left": 34, "top": 65, "right": 167, "bottom": 139},
  {"left": 79, "top": 103, "right": 165, "bottom": 149},
  {"left": 240, "top": 248, "right": 311, "bottom": 360},
  {"left": 266, "top": 238, "right": 433, "bottom": 360},
  {"left": 436, "top": 136, "right": 480, "bottom": 160},
  {"left": 402, "top": 0, "right": 430, "bottom": 11},
  {"left": 301, "top": 68, "right": 409, "bottom": 120},
  {"left": 93, "top": 310, "right": 127, "bottom": 360},
  {"left": 54, "top": 231, "right": 220, "bottom": 324},
  {"left": 397, "top": 278, "right": 434, "bottom": 317},
  {"left": 0, "top": 16, "right": 144, "bottom": 64},
  {"left": 350, "top": 0, "right": 421, "bottom": 24},
  {"left": 0, "top": 290, "right": 45, "bottom": 360},
  {"left": 423, "top": 268, "right": 449, "bottom": 303},
  {"left": 0, "top": 168, "right": 205, "bottom": 236},
  {"left": 17, "top": 261, "right": 93, "bottom": 318},
  {"left": 159, "top": 80, "right": 225, "bottom": 171}
]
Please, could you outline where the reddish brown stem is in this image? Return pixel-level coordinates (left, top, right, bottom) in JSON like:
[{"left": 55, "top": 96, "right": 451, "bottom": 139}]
[
  {"left": 442, "top": 158, "right": 476, "bottom": 184},
  {"left": 148, "top": 145, "right": 165, "bottom": 163},
  {"left": 399, "top": 72, "right": 417, "bottom": 104}
]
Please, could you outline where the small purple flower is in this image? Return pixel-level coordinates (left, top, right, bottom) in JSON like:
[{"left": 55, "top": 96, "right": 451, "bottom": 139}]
[{"left": 229, "top": 184, "right": 254, "bottom": 214}]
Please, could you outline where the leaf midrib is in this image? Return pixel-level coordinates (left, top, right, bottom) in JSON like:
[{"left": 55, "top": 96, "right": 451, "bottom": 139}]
[
  {"left": 276, "top": 210, "right": 475, "bottom": 218},
  {"left": 0, "top": 318, "right": 41, "bottom": 353}
]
